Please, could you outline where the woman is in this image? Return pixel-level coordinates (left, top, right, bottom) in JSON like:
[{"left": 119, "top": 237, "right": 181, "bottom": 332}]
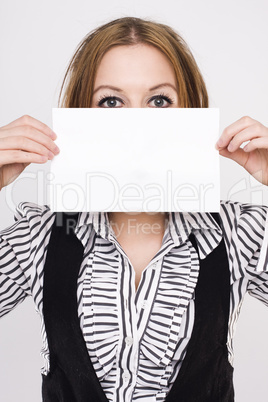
[{"left": 0, "top": 16, "right": 268, "bottom": 402}]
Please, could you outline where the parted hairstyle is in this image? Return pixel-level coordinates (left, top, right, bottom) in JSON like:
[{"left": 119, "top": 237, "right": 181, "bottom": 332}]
[{"left": 58, "top": 16, "right": 209, "bottom": 108}]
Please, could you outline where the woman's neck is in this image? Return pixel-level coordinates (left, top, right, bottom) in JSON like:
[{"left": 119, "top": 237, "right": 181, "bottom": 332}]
[{"left": 108, "top": 212, "right": 168, "bottom": 239}]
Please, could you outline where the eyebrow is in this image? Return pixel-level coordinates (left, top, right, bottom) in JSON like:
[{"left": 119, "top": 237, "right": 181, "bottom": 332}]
[{"left": 92, "top": 83, "right": 178, "bottom": 95}]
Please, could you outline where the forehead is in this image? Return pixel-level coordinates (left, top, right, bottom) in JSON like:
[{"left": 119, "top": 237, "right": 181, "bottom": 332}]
[{"left": 94, "top": 44, "right": 177, "bottom": 87}]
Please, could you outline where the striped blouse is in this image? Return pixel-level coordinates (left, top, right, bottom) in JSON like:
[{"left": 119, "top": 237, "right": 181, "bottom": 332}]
[{"left": 1, "top": 200, "right": 268, "bottom": 402}]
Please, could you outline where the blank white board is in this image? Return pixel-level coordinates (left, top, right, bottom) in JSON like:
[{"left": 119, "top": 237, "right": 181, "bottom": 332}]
[{"left": 48, "top": 108, "right": 220, "bottom": 212}]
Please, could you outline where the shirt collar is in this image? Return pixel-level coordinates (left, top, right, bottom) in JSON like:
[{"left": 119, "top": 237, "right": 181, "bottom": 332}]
[
  {"left": 75, "top": 211, "right": 223, "bottom": 259},
  {"left": 75, "top": 211, "right": 112, "bottom": 240}
]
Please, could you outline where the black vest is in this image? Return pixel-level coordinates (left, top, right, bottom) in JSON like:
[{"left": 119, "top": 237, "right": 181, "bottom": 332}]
[{"left": 41, "top": 212, "right": 234, "bottom": 401}]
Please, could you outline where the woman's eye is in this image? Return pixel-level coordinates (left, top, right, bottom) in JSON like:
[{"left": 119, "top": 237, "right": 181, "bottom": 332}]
[
  {"left": 97, "top": 96, "right": 123, "bottom": 108},
  {"left": 148, "top": 95, "right": 174, "bottom": 108}
]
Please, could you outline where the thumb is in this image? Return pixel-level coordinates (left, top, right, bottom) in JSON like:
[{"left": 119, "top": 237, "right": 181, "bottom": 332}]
[{"left": 218, "top": 147, "right": 248, "bottom": 168}]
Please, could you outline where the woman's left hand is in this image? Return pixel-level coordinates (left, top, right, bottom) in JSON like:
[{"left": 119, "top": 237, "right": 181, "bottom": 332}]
[{"left": 215, "top": 116, "right": 268, "bottom": 186}]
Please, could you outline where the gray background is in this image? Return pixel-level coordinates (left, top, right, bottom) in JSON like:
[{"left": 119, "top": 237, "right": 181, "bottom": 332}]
[{"left": 0, "top": 0, "right": 268, "bottom": 401}]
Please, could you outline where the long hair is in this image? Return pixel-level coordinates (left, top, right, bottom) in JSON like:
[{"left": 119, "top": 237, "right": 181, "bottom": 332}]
[{"left": 58, "top": 17, "right": 209, "bottom": 108}]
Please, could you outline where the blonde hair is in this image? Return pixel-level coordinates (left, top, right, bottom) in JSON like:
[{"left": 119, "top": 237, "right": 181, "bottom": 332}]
[{"left": 58, "top": 16, "right": 209, "bottom": 108}]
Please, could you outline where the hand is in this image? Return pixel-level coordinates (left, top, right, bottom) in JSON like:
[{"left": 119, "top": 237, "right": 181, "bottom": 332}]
[
  {"left": 215, "top": 116, "right": 268, "bottom": 186},
  {"left": 0, "top": 115, "right": 60, "bottom": 190}
]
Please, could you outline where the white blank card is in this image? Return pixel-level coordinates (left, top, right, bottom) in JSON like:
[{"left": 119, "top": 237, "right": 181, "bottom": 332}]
[{"left": 48, "top": 108, "right": 220, "bottom": 212}]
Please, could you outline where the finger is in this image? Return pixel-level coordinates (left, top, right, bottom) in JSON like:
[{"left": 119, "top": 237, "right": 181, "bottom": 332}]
[
  {"left": 0, "top": 126, "right": 60, "bottom": 155},
  {"left": 243, "top": 137, "right": 268, "bottom": 152},
  {"left": 0, "top": 150, "right": 48, "bottom": 165},
  {"left": 0, "top": 136, "right": 55, "bottom": 159},
  {"left": 0, "top": 115, "right": 57, "bottom": 140},
  {"left": 222, "top": 123, "right": 266, "bottom": 152},
  {"left": 218, "top": 147, "right": 249, "bottom": 168},
  {"left": 215, "top": 115, "right": 257, "bottom": 149}
]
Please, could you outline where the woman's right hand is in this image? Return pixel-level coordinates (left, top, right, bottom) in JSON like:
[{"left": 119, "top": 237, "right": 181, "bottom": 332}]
[{"left": 0, "top": 115, "right": 60, "bottom": 190}]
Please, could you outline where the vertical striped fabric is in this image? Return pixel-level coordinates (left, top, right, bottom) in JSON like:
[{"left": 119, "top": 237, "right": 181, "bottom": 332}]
[{"left": 0, "top": 200, "right": 268, "bottom": 402}]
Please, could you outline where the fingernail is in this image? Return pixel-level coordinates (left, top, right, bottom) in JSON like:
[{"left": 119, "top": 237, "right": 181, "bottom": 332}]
[
  {"left": 53, "top": 145, "right": 60, "bottom": 154},
  {"left": 51, "top": 131, "right": 57, "bottom": 140},
  {"left": 48, "top": 151, "right": 54, "bottom": 159},
  {"left": 228, "top": 142, "right": 234, "bottom": 151},
  {"left": 216, "top": 138, "right": 223, "bottom": 147}
]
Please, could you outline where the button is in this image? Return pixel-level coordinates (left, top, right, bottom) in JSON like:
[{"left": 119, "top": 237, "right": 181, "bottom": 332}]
[
  {"left": 151, "top": 261, "right": 158, "bottom": 269},
  {"left": 142, "top": 300, "right": 149, "bottom": 310},
  {"left": 122, "top": 370, "right": 130, "bottom": 382},
  {"left": 125, "top": 336, "right": 133, "bottom": 346}
]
